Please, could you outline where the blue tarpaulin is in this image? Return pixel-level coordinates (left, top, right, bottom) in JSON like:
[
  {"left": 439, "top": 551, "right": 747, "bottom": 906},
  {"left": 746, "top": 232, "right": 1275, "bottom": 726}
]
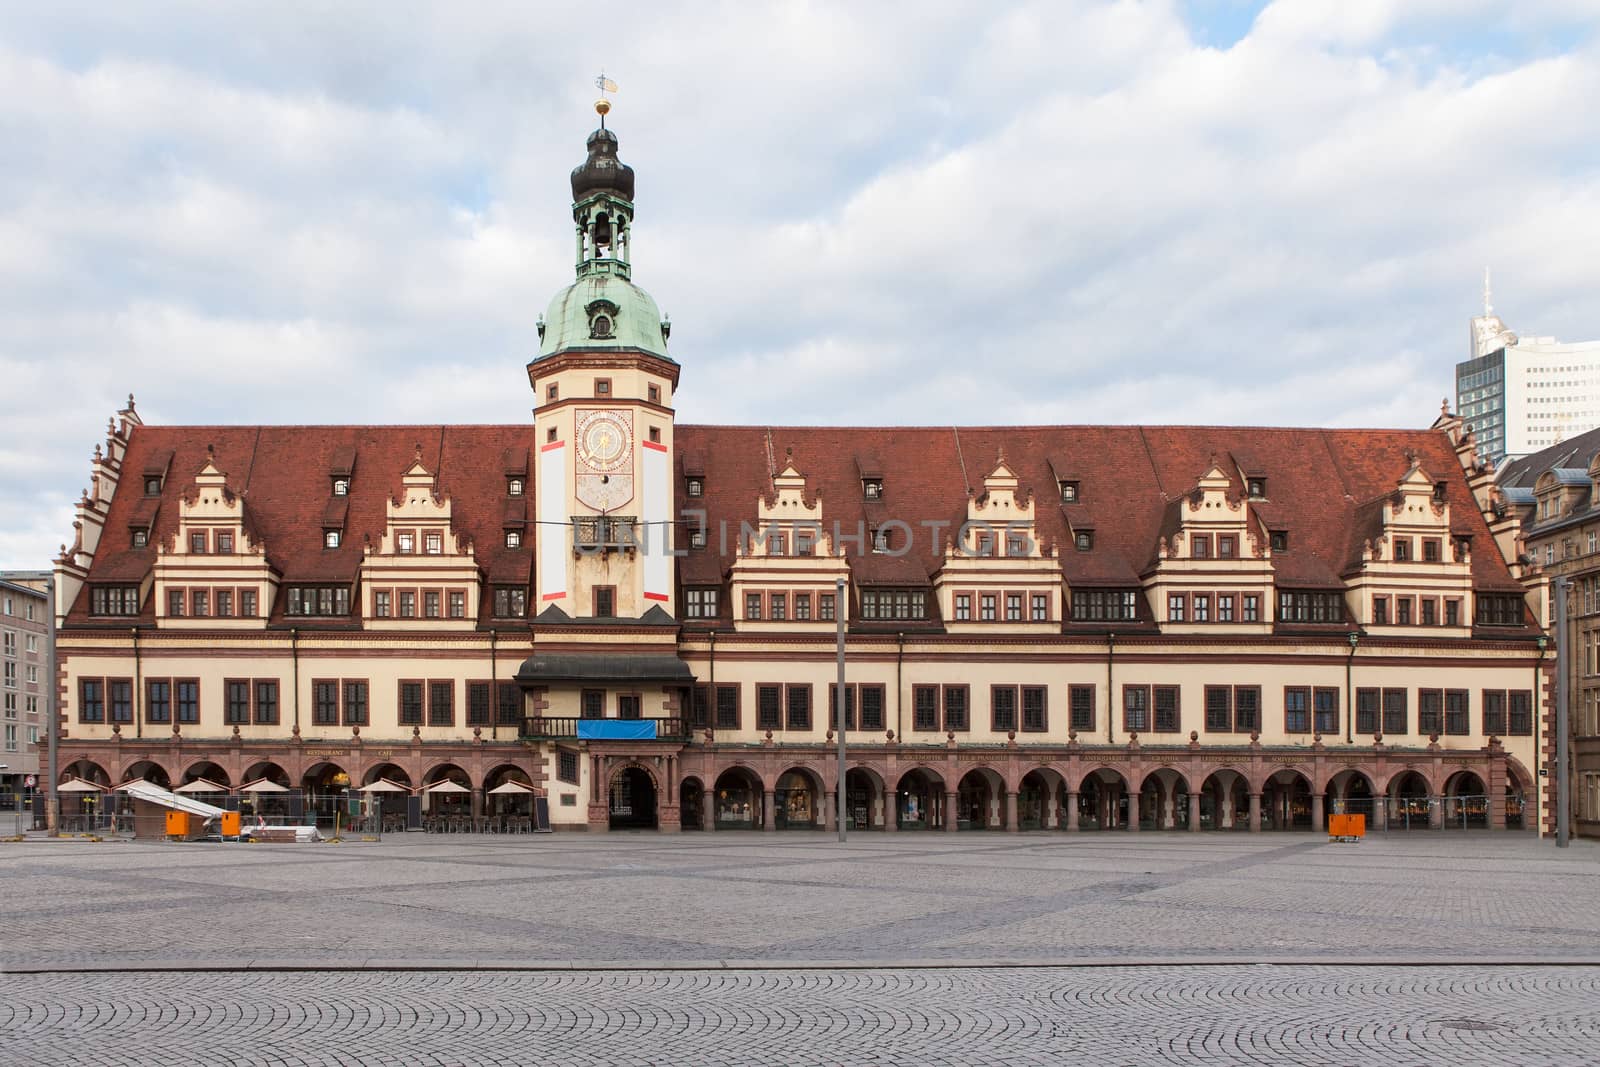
[{"left": 577, "top": 719, "right": 658, "bottom": 740}]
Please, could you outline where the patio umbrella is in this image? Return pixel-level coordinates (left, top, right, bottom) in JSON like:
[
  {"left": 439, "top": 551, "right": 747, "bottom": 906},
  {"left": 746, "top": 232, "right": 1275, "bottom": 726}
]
[
  {"left": 425, "top": 780, "right": 470, "bottom": 794},
  {"left": 487, "top": 781, "right": 539, "bottom": 795},
  {"left": 174, "top": 778, "right": 229, "bottom": 794},
  {"left": 359, "top": 779, "right": 409, "bottom": 793},
  {"left": 240, "top": 778, "right": 290, "bottom": 793},
  {"left": 57, "top": 777, "right": 105, "bottom": 793}
]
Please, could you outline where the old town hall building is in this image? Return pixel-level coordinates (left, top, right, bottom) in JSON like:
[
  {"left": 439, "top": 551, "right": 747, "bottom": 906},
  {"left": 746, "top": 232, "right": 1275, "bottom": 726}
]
[{"left": 50, "top": 112, "right": 1554, "bottom": 837}]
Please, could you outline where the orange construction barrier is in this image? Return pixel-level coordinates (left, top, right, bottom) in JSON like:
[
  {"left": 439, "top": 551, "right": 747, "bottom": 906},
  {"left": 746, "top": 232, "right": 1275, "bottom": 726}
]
[
  {"left": 220, "top": 811, "right": 241, "bottom": 837},
  {"left": 165, "top": 811, "right": 189, "bottom": 838},
  {"left": 1328, "top": 813, "right": 1366, "bottom": 841}
]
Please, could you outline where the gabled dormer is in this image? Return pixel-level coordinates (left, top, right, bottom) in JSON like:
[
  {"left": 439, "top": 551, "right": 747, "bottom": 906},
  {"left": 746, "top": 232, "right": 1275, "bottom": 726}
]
[
  {"left": 1533, "top": 467, "right": 1590, "bottom": 525},
  {"left": 934, "top": 458, "right": 1061, "bottom": 631},
  {"left": 151, "top": 449, "right": 276, "bottom": 629},
  {"left": 1144, "top": 461, "right": 1274, "bottom": 634},
  {"left": 729, "top": 458, "right": 848, "bottom": 627},
  {"left": 1346, "top": 463, "right": 1473, "bottom": 635},
  {"left": 357, "top": 449, "right": 480, "bottom": 628}
]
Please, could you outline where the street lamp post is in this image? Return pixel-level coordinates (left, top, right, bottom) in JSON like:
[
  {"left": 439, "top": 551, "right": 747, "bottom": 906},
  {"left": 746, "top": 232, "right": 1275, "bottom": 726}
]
[
  {"left": 835, "top": 577, "right": 846, "bottom": 844},
  {"left": 1555, "top": 578, "right": 1571, "bottom": 848},
  {"left": 0, "top": 764, "right": 12, "bottom": 836}
]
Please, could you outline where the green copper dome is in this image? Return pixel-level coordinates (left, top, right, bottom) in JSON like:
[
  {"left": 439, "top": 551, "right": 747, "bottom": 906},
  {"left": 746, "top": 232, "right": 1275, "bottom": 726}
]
[
  {"left": 534, "top": 122, "right": 672, "bottom": 363},
  {"left": 538, "top": 268, "right": 670, "bottom": 360}
]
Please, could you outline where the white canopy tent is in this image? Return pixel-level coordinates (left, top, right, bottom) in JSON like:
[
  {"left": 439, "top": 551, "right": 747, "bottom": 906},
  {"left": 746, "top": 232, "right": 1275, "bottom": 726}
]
[
  {"left": 117, "top": 779, "right": 227, "bottom": 818},
  {"left": 487, "top": 781, "right": 543, "bottom": 796},
  {"left": 240, "top": 778, "right": 290, "bottom": 794},
  {"left": 174, "top": 778, "right": 229, "bottom": 795},
  {"left": 359, "top": 779, "right": 410, "bottom": 793},
  {"left": 57, "top": 777, "right": 105, "bottom": 793},
  {"left": 425, "top": 780, "right": 470, "bottom": 794}
]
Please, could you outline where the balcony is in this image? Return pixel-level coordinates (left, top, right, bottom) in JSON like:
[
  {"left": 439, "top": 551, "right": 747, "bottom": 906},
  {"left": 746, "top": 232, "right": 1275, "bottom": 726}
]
[
  {"left": 520, "top": 716, "right": 690, "bottom": 742},
  {"left": 572, "top": 516, "right": 639, "bottom": 552}
]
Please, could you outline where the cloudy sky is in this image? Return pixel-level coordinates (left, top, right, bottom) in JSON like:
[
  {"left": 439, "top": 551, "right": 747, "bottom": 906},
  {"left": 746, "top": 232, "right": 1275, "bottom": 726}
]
[{"left": 3, "top": 0, "right": 1599, "bottom": 570}]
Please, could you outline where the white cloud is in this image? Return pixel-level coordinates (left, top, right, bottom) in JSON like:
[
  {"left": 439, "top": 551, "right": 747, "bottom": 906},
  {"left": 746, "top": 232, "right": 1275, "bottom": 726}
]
[{"left": 2, "top": 1, "right": 1599, "bottom": 568}]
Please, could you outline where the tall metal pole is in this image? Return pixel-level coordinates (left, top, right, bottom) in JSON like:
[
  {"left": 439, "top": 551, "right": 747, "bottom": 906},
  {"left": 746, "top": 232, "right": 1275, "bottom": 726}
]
[
  {"left": 1556, "top": 577, "right": 1570, "bottom": 847},
  {"left": 835, "top": 576, "right": 846, "bottom": 843},
  {"left": 45, "top": 577, "right": 58, "bottom": 836}
]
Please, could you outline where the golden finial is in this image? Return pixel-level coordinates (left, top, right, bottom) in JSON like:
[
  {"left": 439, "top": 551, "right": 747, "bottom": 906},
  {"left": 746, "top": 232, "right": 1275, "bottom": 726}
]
[{"left": 594, "top": 73, "right": 618, "bottom": 127}]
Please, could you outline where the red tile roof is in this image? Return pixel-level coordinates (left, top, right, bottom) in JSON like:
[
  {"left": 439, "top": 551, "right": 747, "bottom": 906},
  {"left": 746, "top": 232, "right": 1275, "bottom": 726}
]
[{"left": 66, "top": 420, "right": 1527, "bottom": 623}]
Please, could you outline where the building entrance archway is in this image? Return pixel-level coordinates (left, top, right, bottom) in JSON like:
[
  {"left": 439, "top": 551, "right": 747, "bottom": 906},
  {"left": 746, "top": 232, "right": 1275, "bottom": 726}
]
[{"left": 609, "top": 765, "right": 658, "bottom": 830}]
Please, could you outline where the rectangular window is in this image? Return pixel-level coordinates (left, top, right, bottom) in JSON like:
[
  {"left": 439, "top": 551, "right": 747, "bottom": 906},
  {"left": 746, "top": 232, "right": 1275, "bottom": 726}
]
[
  {"left": 1005, "top": 593, "right": 1022, "bottom": 621},
  {"left": 344, "top": 681, "right": 369, "bottom": 726},
  {"left": 943, "top": 685, "right": 970, "bottom": 732},
  {"left": 1192, "top": 595, "right": 1210, "bottom": 622},
  {"left": 1218, "top": 535, "right": 1236, "bottom": 559},
  {"left": 190, "top": 531, "right": 207, "bottom": 554},
  {"left": 1031, "top": 594, "right": 1048, "bottom": 621},
  {"left": 819, "top": 594, "right": 836, "bottom": 621},
  {"left": 374, "top": 591, "right": 391, "bottom": 618},
  {"left": 955, "top": 594, "right": 971, "bottom": 621},
  {"left": 786, "top": 685, "right": 811, "bottom": 730},
  {"left": 860, "top": 684, "right": 885, "bottom": 732},
  {"left": 1022, "top": 686, "right": 1047, "bottom": 732},
  {"left": 425, "top": 532, "right": 443, "bottom": 555},
  {"left": 685, "top": 588, "right": 719, "bottom": 618},
  {"left": 1476, "top": 594, "right": 1523, "bottom": 627},
  {"left": 1243, "top": 594, "right": 1259, "bottom": 622},
  {"left": 1284, "top": 686, "right": 1310, "bottom": 733},
  {"left": 1314, "top": 687, "right": 1339, "bottom": 735},
  {"left": 1421, "top": 599, "right": 1437, "bottom": 626},
  {"left": 1445, "top": 599, "right": 1460, "bottom": 627},
  {"left": 913, "top": 685, "right": 939, "bottom": 732},
  {"left": 980, "top": 594, "right": 996, "bottom": 621},
  {"left": 830, "top": 683, "right": 857, "bottom": 731},
  {"left": 1508, "top": 690, "right": 1533, "bottom": 736},
  {"left": 991, "top": 685, "right": 1018, "bottom": 732},
  {"left": 1234, "top": 686, "right": 1261, "bottom": 732},
  {"left": 191, "top": 590, "right": 209, "bottom": 617},
  {"left": 466, "top": 682, "right": 491, "bottom": 726},
  {"left": 216, "top": 532, "right": 234, "bottom": 554},
  {"left": 1205, "top": 685, "right": 1231, "bottom": 732},
  {"left": 1419, "top": 688, "right": 1443, "bottom": 735},
  {"left": 254, "top": 680, "right": 279, "bottom": 724},
  {"left": 399, "top": 591, "right": 416, "bottom": 618},
  {"left": 498, "top": 683, "right": 521, "bottom": 726},
  {"left": 1397, "top": 598, "right": 1412, "bottom": 625},
  {"left": 1168, "top": 594, "right": 1185, "bottom": 622},
  {"left": 429, "top": 681, "right": 454, "bottom": 727},
  {"left": 580, "top": 690, "right": 604, "bottom": 719},
  {"left": 80, "top": 679, "right": 105, "bottom": 723},
  {"left": 216, "top": 589, "right": 233, "bottom": 618},
  {"left": 168, "top": 589, "right": 185, "bottom": 618},
  {"left": 1123, "top": 686, "right": 1149, "bottom": 732},
  {"left": 1191, "top": 534, "right": 1210, "bottom": 559},
  {"left": 1373, "top": 597, "right": 1388, "bottom": 625},
  {"left": 147, "top": 680, "right": 171, "bottom": 724},
  {"left": 1356, "top": 688, "right": 1379, "bottom": 735},
  {"left": 493, "top": 587, "right": 527, "bottom": 617},
  {"left": 225, "top": 680, "right": 250, "bottom": 725},
  {"left": 619, "top": 694, "right": 641, "bottom": 720},
  {"left": 554, "top": 749, "right": 580, "bottom": 786},
  {"left": 1382, "top": 688, "right": 1408, "bottom": 735},
  {"left": 1069, "top": 685, "right": 1095, "bottom": 732},
  {"left": 448, "top": 591, "right": 465, "bottom": 619},
  {"left": 399, "top": 682, "right": 424, "bottom": 726},
  {"left": 770, "top": 593, "right": 787, "bottom": 621},
  {"left": 715, "top": 685, "right": 740, "bottom": 730},
  {"left": 691, "top": 685, "right": 711, "bottom": 730},
  {"left": 746, "top": 593, "right": 763, "bottom": 620},
  {"left": 757, "top": 685, "right": 782, "bottom": 730},
  {"left": 592, "top": 586, "right": 615, "bottom": 619},
  {"left": 425, "top": 591, "right": 441, "bottom": 618},
  {"left": 1482, "top": 690, "right": 1507, "bottom": 736},
  {"left": 1153, "top": 686, "right": 1179, "bottom": 732},
  {"left": 241, "top": 589, "right": 257, "bottom": 617},
  {"left": 795, "top": 594, "right": 812, "bottom": 621},
  {"left": 1218, "top": 595, "right": 1234, "bottom": 622},
  {"left": 1423, "top": 539, "right": 1441, "bottom": 563},
  {"left": 1445, "top": 689, "right": 1469, "bottom": 735},
  {"left": 313, "top": 681, "right": 339, "bottom": 725}
]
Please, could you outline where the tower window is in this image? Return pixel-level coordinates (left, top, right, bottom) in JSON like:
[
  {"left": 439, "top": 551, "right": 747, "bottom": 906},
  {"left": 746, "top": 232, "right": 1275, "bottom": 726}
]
[
  {"left": 590, "top": 314, "right": 613, "bottom": 339},
  {"left": 647, "top": 384, "right": 661, "bottom": 404},
  {"left": 649, "top": 426, "right": 661, "bottom": 443},
  {"left": 594, "top": 379, "right": 611, "bottom": 396},
  {"left": 547, "top": 384, "right": 559, "bottom": 402}
]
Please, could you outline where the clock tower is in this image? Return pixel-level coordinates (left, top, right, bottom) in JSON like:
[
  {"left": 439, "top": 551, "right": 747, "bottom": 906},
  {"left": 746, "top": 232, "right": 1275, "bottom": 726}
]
[{"left": 527, "top": 106, "right": 679, "bottom": 619}]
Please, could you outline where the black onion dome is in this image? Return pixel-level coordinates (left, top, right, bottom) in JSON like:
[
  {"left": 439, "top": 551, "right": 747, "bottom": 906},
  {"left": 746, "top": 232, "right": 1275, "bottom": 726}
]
[{"left": 570, "top": 128, "right": 635, "bottom": 201}]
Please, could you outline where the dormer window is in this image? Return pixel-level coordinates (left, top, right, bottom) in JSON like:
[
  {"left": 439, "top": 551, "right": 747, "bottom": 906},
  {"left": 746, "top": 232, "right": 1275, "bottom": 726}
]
[
  {"left": 689, "top": 529, "right": 707, "bottom": 549},
  {"left": 189, "top": 531, "right": 207, "bottom": 554},
  {"left": 508, "top": 477, "right": 524, "bottom": 497},
  {"left": 872, "top": 527, "right": 889, "bottom": 553},
  {"left": 1060, "top": 480, "right": 1079, "bottom": 503},
  {"left": 332, "top": 478, "right": 350, "bottom": 497},
  {"left": 324, "top": 530, "right": 341, "bottom": 549},
  {"left": 1005, "top": 532, "right": 1029, "bottom": 557},
  {"left": 144, "top": 477, "right": 162, "bottom": 496},
  {"left": 1075, "top": 530, "right": 1094, "bottom": 551},
  {"left": 424, "top": 532, "right": 443, "bottom": 555},
  {"left": 216, "top": 532, "right": 233, "bottom": 554},
  {"left": 686, "top": 477, "right": 704, "bottom": 498},
  {"left": 505, "top": 530, "right": 522, "bottom": 549},
  {"left": 131, "top": 529, "right": 148, "bottom": 548},
  {"left": 1247, "top": 478, "right": 1267, "bottom": 499},
  {"left": 1393, "top": 538, "right": 1411, "bottom": 562},
  {"left": 397, "top": 532, "right": 415, "bottom": 554},
  {"left": 586, "top": 299, "right": 619, "bottom": 340},
  {"left": 863, "top": 479, "right": 883, "bottom": 500},
  {"left": 1432, "top": 481, "right": 1448, "bottom": 503},
  {"left": 1270, "top": 530, "right": 1288, "bottom": 552}
]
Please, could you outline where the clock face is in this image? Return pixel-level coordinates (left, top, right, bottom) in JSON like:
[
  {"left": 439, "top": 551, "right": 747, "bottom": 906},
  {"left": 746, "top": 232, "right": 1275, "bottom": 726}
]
[{"left": 577, "top": 410, "right": 632, "bottom": 472}]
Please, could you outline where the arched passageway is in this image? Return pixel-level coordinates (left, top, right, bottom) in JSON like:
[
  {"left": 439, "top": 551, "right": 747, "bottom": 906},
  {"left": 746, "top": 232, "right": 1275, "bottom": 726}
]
[
  {"left": 1388, "top": 771, "right": 1432, "bottom": 830},
  {"left": 609, "top": 765, "right": 658, "bottom": 830},
  {"left": 896, "top": 769, "right": 945, "bottom": 830},
  {"left": 1199, "top": 770, "right": 1248, "bottom": 830},
  {"left": 775, "top": 768, "right": 823, "bottom": 830},
  {"left": 714, "top": 768, "right": 763, "bottom": 830},
  {"left": 1261, "top": 770, "right": 1313, "bottom": 830},
  {"left": 1077, "top": 769, "right": 1130, "bottom": 830},
  {"left": 846, "top": 768, "right": 884, "bottom": 830},
  {"left": 957, "top": 768, "right": 1001, "bottom": 830},
  {"left": 1139, "top": 769, "right": 1190, "bottom": 830},
  {"left": 1442, "top": 771, "right": 1488, "bottom": 829}
]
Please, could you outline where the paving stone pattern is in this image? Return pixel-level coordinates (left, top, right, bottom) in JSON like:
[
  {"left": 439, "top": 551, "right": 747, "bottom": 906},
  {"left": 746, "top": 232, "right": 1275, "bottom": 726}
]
[
  {"left": 3, "top": 966, "right": 1599, "bottom": 1066},
  {"left": 3, "top": 832, "right": 1599, "bottom": 968}
]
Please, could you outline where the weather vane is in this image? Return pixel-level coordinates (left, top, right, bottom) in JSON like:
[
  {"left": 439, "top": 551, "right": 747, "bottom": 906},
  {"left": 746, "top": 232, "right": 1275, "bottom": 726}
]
[{"left": 594, "top": 72, "right": 618, "bottom": 127}]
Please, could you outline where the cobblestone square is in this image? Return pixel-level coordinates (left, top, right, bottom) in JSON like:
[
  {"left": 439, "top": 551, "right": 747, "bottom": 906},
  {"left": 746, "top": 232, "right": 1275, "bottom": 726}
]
[{"left": 3, "top": 832, "right": 1598, "bottom": 1063}]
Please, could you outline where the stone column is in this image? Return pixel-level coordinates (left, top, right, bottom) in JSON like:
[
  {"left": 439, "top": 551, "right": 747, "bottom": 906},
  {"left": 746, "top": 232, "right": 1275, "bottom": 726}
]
[
  {"left": 1188, "top": 791, "right": 1200, "bottom": 832},
  {"left": 1163, "top": 784, "right": 1176, "bottom": 829},
  {"left": 1311, "top": 792, "right": 1324, "bottom": 833},
  {"left": 1044, "top": 789, "right": 1058, "bottom": 830},
  {"left": 885, "top": 791, "right": 898, "bottom": 832},
  {"left": 1248, "top": 792, "right": 1262, "bottom": 833},
  {"left": 944, "top": 790, "right": 959, "bottom": 832},
  {"left": 763, "top": 789, "right": 776, "bottom": 832},
  {"left": 1220, "top": 787, "right": 1234, "bottom": 829},
  {"left": 1428, "top": 794, "right": 1444, "bottom": 829},
  {"left": 1371, "top": 795, "right": 1386, "bottom": 831},
  {"left": 1127, "top": 791, "right": 1140, "bottom": 832},
  {"left": 701, "top": 794, "right": 714, "bottom": 832},
  {"left": 824, "top": 791, "right": 837, "bottom": 833},
  {"left": 471, "top": 788, "right": 483, "bottom": 827},
  {"left": 1065, "top": 791, "right": 1079, "bottom": 831},
  {"left": 1005, "top": 791, "right": 1019, "bottom": 833}
]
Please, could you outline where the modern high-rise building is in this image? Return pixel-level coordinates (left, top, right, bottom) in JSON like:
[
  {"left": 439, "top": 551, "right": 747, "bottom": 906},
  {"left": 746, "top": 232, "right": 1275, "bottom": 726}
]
[
  {"left": 1, "top": 571, "right": 50, "bottom": 817},
  {"left": 1458, "top": 276, "right": 1600, "bottom": 467}
]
